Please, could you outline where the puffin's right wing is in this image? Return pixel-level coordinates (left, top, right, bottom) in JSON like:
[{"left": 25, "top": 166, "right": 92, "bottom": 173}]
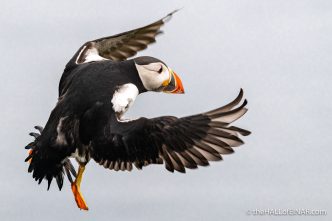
[
  {"left": 74, "top": 10, "right": 178, "bottom": 64},
  {"left": 90, "top": 89, "right": 251, "bottom": 173}
]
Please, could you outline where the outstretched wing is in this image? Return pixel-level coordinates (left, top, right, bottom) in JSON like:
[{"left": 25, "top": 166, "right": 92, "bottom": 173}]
[
  {"left": 74, "top": 10, "right": 178, "bottom": 64},
  {"left": 90, "top": 89, "right": 251, "bottom": 173},
  {"left": 60, "top": 11, "right": 177, "bottom": 97}
]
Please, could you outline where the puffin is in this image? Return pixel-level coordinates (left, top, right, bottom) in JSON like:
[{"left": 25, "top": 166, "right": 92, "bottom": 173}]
[{"left": 25, "top": 10, "right": 251, "bottom": 210}]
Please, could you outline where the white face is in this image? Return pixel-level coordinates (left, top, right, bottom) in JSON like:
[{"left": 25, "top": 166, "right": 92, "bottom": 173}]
[{"left": 134, "top": 62, "right": 170, "bottom": 91}]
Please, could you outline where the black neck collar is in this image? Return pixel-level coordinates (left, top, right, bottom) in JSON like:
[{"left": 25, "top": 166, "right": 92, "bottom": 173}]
[{"left": 118, "top": 60, "right": 147, "bottom": 94}]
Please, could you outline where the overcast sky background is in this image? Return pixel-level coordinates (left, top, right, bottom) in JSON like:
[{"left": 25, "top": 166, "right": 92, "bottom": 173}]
[{"left": 1, "top": 0, "right": 331, "bottom": 220}]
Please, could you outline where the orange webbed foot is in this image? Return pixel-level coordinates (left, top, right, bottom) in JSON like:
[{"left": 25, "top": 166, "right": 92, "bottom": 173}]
[{"left": 71, "top": 182, "right": 89, "bottom": 210}]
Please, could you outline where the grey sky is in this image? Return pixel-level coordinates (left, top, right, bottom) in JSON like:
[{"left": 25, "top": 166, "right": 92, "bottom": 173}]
[{"left": 1, "top": 0, "right": 331, "bottom": 220}]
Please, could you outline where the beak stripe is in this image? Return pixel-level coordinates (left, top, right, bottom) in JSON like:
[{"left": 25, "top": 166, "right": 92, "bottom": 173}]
[{"left": 163, "top": 69, "right": 185, "bottom": 94}]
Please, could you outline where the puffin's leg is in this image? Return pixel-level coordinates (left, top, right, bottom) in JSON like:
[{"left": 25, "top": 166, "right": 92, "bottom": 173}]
[{"left": 71, "top": 165, "right": 89, "bottom": 210}]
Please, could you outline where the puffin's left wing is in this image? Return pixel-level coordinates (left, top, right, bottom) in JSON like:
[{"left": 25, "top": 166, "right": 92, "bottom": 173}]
[
  {"left": 91, "top": 89, "right": 251, "bottom": 173},
  {"left": 75, "top": 10, "right": 178, "bottom": 64}
]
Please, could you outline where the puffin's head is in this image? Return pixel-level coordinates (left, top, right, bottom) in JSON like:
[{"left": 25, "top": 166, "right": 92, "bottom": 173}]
[{"left": 134, "top": 56, "right": 184, "bottom": 94}]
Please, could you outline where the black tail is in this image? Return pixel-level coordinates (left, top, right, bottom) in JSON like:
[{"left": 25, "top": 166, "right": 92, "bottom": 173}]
[{"left": 25, "top": 126, "right": 77, "bottom": 190}]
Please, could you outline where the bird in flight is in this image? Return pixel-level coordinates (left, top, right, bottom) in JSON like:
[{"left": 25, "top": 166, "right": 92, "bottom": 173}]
[{"left": 25, "top": 10, "right": 251, "bottom": 210}]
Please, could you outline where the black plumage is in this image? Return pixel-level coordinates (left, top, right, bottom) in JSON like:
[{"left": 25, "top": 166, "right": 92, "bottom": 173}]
[
  {"left": 25, "top": 10, "right": 250, "bottom": 208},
  {"left": 91, "top": 89, "right": 249, "bottom": 173}
]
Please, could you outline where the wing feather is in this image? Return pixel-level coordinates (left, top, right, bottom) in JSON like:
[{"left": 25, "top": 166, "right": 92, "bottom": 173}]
[
  {"left": 90, "top": 89, "right": 250, "bottom": 173},
  {"left": 75, "top": 10, "right": 178, "bottom": 64}
]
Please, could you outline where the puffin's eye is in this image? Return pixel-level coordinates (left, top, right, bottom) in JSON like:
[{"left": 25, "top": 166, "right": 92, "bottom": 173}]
[{"left": 157, "top": 66, "right": 163, "bottom": 74}]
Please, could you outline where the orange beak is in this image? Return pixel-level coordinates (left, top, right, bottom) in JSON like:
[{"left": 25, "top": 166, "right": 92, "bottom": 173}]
[{"left": 162, "top": 69, "right": 185, "bottom": 94}]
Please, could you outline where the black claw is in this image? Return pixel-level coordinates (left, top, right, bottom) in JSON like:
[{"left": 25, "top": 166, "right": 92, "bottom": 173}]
[
  {"left": 24, "top": 155, "right": 32, "bottom": 162},
  {"left": 26, "top": 142, "right": 34, "bottom": 147},
  {"left": 25, "top": 145, "right": 33, "bottom": 149}
]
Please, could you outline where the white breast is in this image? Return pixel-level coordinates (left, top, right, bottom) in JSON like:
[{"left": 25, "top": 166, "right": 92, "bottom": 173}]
[{"left": 111, "top": 83, "right": 139, "bottom": 118}]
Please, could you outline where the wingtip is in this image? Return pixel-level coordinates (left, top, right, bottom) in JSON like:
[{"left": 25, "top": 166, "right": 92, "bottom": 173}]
[
  {"left": 29, "top": 132, "right": 40, "bottom": 138},
  {"left": 34, "top": 125, "right": 44, "bottom": 133},
  {"left": 172, "top": 7, "right": 183, "bottom": 14},
  {"left": 162, "top": 9, "right": 181, "bottom": 23},
  {"left": 47, "top": 179, "right": 52, "bottom": 191},
  {"left": 239, "top": 88, "right": 244, "bottom": 97},
  {"left": 244, "top": 130, "right": 252, "bottom": 136},
  {"left": 242, "top": 99, "right": 248, "bottom": 107}
]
